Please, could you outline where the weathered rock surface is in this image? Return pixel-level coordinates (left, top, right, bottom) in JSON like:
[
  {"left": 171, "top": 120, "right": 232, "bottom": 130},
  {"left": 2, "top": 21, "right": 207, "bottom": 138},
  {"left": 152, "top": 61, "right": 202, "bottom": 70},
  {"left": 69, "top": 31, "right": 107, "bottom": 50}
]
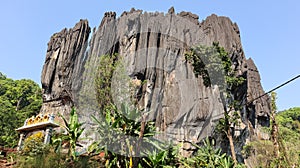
[
  {"left": 246, "top": 58, "right": 271, "bottom": 131},
  {"left": 40, "top": 8, "right": 271, "bottom": 160},
  {"left": 40, "top": 20, "right": 90, "bottom": 117}
]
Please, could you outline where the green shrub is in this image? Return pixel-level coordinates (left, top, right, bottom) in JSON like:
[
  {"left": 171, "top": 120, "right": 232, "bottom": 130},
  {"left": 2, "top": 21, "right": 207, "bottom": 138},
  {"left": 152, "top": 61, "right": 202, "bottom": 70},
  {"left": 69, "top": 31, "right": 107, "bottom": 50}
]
[
  {"left": 180, "top": 138, "right": 240, "bottom": 168},
  {"left": 22, "top": 132, "right": 48, "bottom": 156}
]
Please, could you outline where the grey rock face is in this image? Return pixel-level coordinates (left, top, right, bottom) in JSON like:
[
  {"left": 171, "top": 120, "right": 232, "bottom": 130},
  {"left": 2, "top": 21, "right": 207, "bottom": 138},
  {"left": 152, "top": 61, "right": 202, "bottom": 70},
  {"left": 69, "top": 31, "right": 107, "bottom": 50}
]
[
  {"left": 246, "top": 58, "right": 271, "bottom": 128},
  {"left": 40, "top": 9, "right": 270, "bottom": 158},
  {"left": 40, "top": 20, "right": 90, "bottom": 117}
]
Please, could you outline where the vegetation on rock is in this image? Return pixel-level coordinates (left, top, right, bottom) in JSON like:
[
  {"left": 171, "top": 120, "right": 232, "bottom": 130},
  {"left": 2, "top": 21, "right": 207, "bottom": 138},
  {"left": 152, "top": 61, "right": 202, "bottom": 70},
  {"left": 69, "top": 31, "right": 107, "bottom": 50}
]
[
  {"left": 95, "top": 54, "right": 120, "bottom": 113},
  {"left": 185, "top": 42, "right": 244, "bottom": 88},
  {"left": 185, "top": 42, "right": 246, "bottom": 165}
]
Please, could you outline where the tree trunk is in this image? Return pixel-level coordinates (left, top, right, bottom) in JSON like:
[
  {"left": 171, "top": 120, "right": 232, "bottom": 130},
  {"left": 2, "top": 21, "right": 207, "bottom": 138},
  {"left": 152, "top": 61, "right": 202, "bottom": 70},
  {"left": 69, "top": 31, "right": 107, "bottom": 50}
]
[
  {"left": 271, "top": 116, "right": 280, "bottom": 158},
  {"left": 133, "top": 113, "right": 147, "bottom": 167},
  {"left": 270, "top": 92, "right": 280, "bottom": 159},
  {"left": 227, "top": 128, "right": 237, "bottom": 165},
  {"left": 16, "top": 97, "right": 23, "bottom": 111}
]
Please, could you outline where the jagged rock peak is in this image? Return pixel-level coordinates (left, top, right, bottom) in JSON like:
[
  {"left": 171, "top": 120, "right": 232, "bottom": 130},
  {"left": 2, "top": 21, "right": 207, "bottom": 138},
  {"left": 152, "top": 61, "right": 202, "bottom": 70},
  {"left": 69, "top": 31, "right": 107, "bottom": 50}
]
[
  {"left": 99, "top": 11, "right": 116, "bottom": 28},
  {"left": 119, "top": 7, "right": 201, "bottom": 25},
  {"left": 200, "top": 14, "right": 243, "bottom": 55},
  {"left": 179, "top": 11, "right": 200, "bottom": 25},
  {"left": 104, "top": 11, "right": 116, "bottom": 18},
  {"left": 121, "top": 8, "right": 143, "bottom": 17},
  {"left": 168, "top": 6, "right": 175, "bottom": 14}
]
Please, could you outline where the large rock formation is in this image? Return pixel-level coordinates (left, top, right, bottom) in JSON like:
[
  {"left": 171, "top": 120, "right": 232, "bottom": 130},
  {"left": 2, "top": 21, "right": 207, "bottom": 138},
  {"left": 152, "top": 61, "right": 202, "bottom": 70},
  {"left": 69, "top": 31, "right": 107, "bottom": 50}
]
[
  {"left": 40, "top": 20, "right": 90, "bottom": 118},
  {"left": 40, "top": 8, "right": 271, "bottom": 160}
]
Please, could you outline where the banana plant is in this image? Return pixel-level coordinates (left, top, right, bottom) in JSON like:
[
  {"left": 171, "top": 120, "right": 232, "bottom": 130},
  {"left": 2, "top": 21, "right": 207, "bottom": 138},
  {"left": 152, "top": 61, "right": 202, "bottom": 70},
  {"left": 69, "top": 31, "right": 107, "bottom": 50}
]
[{"left": 59, "top": 108, "right": 85, "bottom": 161}]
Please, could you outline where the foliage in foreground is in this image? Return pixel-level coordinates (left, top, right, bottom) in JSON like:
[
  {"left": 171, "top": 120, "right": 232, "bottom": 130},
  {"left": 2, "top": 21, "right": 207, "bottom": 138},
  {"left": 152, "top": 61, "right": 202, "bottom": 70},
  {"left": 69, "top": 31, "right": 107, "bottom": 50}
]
[
  {"left": 14, "top": 147, "right": 97, "bottom": 168},
  {"left": 181, "top": 138, "right": 245, "bottom": 168},
  {"left": 13, "top": 103, "right": 241, "bottom": 168},
  {"left": 59, "top": 108, "right": 85, "bottom": 161},
  {"left": 90, "top": 103, "right": 241, "bottom": 168},
  {"left": 14, "top": 137, "right": 240, "bottom": 168},
  {"left": 12, "top": 103, "right": 241, "bottom": 168}
]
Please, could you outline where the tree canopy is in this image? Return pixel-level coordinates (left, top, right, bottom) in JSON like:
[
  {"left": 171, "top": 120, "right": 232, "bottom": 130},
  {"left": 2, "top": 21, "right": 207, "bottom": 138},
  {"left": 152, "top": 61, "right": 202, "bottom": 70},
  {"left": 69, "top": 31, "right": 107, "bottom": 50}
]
[{"left": 0, "top": 72, "right": 42, "bottom": 147}]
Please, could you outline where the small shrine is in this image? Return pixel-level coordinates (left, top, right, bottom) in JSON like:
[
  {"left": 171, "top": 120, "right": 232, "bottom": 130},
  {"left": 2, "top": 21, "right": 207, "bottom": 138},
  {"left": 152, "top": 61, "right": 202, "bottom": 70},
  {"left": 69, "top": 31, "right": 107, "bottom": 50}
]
[{"left": 16, "top": 114, "right": 60, "bottom": 151}]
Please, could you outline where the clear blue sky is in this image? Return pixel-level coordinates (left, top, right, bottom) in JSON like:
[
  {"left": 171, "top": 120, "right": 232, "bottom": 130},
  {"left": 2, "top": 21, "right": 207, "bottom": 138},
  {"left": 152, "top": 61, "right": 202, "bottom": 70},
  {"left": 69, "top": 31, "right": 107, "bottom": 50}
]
[{"left": 0, "top": 0, "right": 299, "bottom": 111}]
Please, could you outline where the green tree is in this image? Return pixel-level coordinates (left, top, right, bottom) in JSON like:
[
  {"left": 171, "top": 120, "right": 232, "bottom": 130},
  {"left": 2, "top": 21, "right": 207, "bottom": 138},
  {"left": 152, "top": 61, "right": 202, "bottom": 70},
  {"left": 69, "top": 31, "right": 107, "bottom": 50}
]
[
  {"left": 276, "top": 107, "right": 300, "bottom": 167},
  {"left": 185, "top": 42, "right": 245, "bottom": 164},
  {"left": 0, "top": 72, "right": 42, "bottom": 147}
]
